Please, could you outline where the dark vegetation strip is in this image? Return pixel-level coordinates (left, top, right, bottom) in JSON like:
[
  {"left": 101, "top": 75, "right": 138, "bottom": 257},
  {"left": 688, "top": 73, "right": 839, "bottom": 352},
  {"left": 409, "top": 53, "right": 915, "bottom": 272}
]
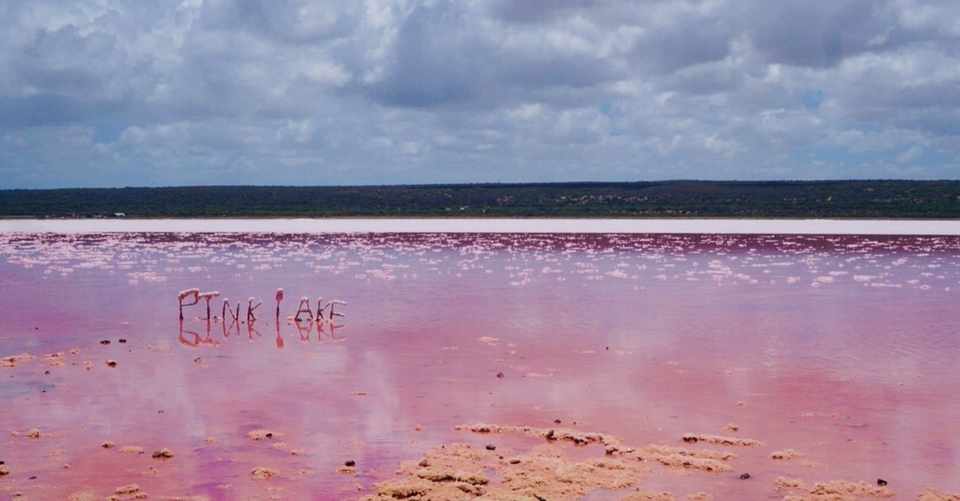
[{"left": 1, "top": 181, "right": 959, "bottom": 219}]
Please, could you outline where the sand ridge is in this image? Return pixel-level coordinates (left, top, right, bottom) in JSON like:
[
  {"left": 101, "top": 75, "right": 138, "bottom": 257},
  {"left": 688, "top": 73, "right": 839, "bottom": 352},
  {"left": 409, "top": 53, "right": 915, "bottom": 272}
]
[
  {"left": 776, "top": 477, "right": 895, "bottom": 500},
  {"left": 363, "top": 424, "right": 753, "bottom": 499},
  {"left": 359, "top": 423, "right": 960, "bottom": 500}
]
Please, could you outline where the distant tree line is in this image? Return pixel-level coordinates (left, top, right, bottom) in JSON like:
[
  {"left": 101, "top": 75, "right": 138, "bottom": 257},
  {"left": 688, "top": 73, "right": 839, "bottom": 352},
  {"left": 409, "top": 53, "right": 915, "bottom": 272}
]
[{"left": 1, "top": 181, "right": 959, "bottom": 219}]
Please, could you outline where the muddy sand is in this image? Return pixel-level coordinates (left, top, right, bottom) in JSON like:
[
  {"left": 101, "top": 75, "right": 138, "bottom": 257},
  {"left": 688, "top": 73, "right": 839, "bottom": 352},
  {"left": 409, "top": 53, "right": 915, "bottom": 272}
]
[{"left": 360, "top": 423, "right": 955, "bottom": 500}]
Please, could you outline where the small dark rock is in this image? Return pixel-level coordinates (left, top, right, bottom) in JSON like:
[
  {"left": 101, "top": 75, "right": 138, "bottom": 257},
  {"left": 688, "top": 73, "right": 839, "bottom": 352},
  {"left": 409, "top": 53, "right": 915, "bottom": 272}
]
[
  {"left": 604, "top": 346, "right": 609, "bottom": 350},
  {"left": 418, "top": 459, "right": 429, "bottom": 468},
  {"left": 485, "top": 444, "right": 496, "bottom": 451},
  {"left": 265, "top": 432, "right": 273, "bottom": 439},
  {"left": 877, "top": 478, "right": 888, "bottom": 486},
  {"left": 106, "top": 360, "right": 117, "bottom": 368},
  {"left": 99, "top": 340, "right": 110, "bottom": 345},
  {"left": 496, "top": 372, "right": 504, "bottom": 379},
  {"left": 344, "top": 460, "right": 356, "bottom": 467},
  {"left": 545, "top": 430, "right": 556, "bottom": 441},
  {"left": 739, "top": 473, "right": 751, "bottom": 480},
  {"left": 29, "top": 476, "right": 36, "bottom": 480},
  {"left": 43, "top": 370, "right": 50, "bottom": 375},
  {"left": 118, "top": 339, "right": 127, "bottom": 344},
  {"left": 682, "top": 436, "right": 698, "bottom": 443}
]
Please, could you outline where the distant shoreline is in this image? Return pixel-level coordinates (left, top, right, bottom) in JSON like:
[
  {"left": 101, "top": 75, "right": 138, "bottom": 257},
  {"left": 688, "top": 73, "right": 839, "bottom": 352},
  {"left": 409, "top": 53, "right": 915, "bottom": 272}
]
[
  {"left": 3, "top": 217, "right": 960, "bottom": 235},
  {"left": 2, "top": 181, "right": 959, "bottom": 220},
  {"left": 2, "top": 214, "right": 959, "bottom": 221}
]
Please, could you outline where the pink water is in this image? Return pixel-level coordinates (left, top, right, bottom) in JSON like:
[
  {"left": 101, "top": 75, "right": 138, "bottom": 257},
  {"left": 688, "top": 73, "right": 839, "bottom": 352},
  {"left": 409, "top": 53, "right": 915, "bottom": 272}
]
[{"left": 1, "top": 232, "right": 958, "bottom": 500}]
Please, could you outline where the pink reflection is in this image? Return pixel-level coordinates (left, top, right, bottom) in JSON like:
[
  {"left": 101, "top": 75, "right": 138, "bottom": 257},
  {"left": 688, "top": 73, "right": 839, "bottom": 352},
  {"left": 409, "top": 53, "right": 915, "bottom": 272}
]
[{"left": 0, "top": 232, "right": 957, "bottom": 499}]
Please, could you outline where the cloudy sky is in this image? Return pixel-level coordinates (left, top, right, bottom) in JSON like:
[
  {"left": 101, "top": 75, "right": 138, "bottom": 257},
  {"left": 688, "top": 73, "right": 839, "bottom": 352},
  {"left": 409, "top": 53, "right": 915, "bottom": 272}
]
[{"left": 2, "top": 0, "right": 959, "bottom": 188}]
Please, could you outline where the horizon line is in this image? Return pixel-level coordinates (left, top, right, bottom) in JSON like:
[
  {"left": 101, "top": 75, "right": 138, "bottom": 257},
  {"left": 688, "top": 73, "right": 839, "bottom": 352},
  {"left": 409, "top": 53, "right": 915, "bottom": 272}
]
[{"left": 4, "top": 178, "right": 960, "bottom": 192}]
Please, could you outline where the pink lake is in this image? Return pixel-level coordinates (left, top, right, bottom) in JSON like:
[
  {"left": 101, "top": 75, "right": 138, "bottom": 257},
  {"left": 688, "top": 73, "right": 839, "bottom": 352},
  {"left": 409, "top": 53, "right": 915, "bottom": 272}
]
[{"left": 1, "top": 232, "right": 959, "bottom": 500}]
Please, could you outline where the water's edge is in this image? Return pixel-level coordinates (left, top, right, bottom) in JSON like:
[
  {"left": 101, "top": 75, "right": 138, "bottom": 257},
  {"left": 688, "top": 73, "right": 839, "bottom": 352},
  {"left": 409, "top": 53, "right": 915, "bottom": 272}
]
[{"left": 2, "top": 217, "right": 960, "bottom": 235}]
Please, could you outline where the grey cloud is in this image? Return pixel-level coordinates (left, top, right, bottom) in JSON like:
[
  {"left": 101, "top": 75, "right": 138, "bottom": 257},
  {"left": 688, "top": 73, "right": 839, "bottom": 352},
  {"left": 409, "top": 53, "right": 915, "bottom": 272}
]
[
  {"left": 660, "top": 61, "right": 743, "bottom": 95},
  {"left": 743, "top": 0, "right": 893, "bottom": 68},
  {"left": 496, "top": 45, "right": 622, "bottom": 90},
  {"left": 630, "top": 9, "right": 734, "bottom": 74},
  {"left": 198, "top": 0, "right": 361, "bottom": 44},
  {"left": 365, "top": 2, "right": 622, "bottom": 108},
  {"left": 488, "top": 0, "right": 607, "bottom": 24},
  {"left": 0, "top": 94, "right": 125, "bottom": 129},
  {"left": 741, "top": 0, "right": 960, "bottom": 68},
  {"left": 366, "top": 3, "right": 484, "bottom": 107}
]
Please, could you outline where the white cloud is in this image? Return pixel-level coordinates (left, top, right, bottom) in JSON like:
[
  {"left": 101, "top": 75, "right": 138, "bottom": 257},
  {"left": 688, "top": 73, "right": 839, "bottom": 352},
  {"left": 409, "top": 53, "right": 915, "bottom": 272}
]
[{"left": 0, "top": 0, "right": 958, "bottom": 188}]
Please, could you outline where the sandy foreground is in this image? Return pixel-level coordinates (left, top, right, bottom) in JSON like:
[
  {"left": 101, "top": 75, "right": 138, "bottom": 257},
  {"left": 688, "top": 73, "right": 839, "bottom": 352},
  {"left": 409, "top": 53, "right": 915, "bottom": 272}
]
[
  {"left": 357, "top": 423, "right": 960, "bottom": 501},
  {"left": 2, "top": 218, "right": 960, "bottom": 235}
]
